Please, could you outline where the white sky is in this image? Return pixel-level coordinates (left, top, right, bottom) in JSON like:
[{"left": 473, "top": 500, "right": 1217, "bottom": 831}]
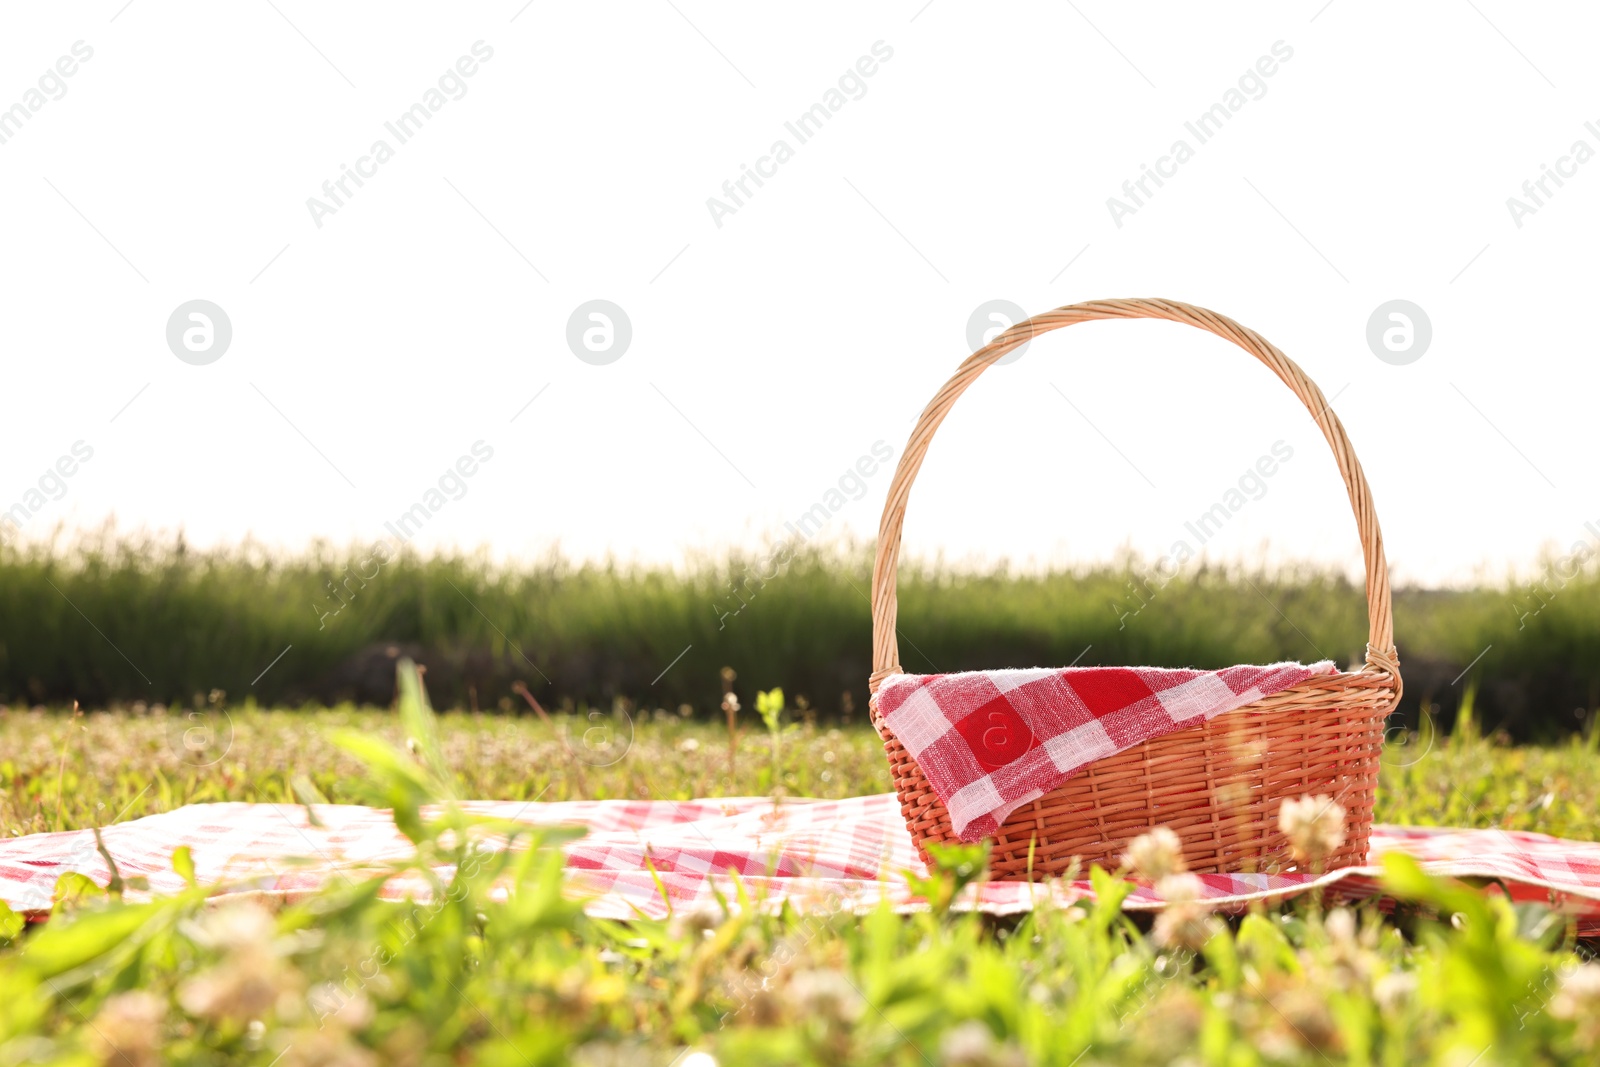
[{"left": 1, "top": 1, "right": 1595, "bottom": 587}]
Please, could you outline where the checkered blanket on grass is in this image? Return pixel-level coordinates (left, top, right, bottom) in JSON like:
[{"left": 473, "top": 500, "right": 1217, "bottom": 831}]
[{"left": 3, "top": 796, "right": 1598, "bottom": 931}]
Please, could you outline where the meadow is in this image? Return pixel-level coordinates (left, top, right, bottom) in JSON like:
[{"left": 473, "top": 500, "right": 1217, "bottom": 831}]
[
  {"left": 1, "top": 687, "right": 1599, "bottom": 1065},
  {"left": 4, "top": 534, "right": 1600, "bottom": 739}
]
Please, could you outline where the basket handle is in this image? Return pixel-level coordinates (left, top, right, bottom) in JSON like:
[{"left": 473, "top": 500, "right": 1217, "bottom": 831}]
[{"left": 869, "top": 297, "right": 1399, "bottom": 698}]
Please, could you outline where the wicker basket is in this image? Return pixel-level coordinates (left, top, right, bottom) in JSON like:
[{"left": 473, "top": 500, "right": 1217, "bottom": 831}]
[{"left": 867, "top": 298, "right": 1402, "bottom": 879}]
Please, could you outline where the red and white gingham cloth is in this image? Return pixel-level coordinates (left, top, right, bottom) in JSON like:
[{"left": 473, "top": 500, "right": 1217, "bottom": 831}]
[
  {"left": 873, "top": 662, "right": 1339, "bottom": 841},
  {"left": 3, "top": 797, "right": 1599, "bottom": 933}
]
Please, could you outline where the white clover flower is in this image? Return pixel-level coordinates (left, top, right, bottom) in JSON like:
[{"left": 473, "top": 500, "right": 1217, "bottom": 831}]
[
  {"left": 1324, "top": 907, "right": 1357, "bottom": 945},
  {"left": 1122, "top": 827, "right": 1187, "bottom": 882},
  {"left": 280, "top": 1028, "right": 378, "bottom": 1067},
  {"left": 1152, "top": 904, "right": 1220, "bottom": 953},
  {"left": 196, "top": 902, "right": 277, "bottom": 952},
  {"left": 939, "top": 1019, "right": 1027, "bottom": 1067},
  {"left": 89, "top": 991, "right": 165, "bottom": 1067},
  {"left": 783, "top": 969, "right": 864, "bottom": 1026},
  {"left": 1278, "top": 795, "right": 1347, "bottom": 865},
  {"left": 1155, "top": 872, "right": 1204, "bottom": 904},
  {"left": 178, "top": 965, "right": 284, "bottom": 1023},
  {"left": 308, "top": 983, "right": 374, "bottom": 1030},
  {"left": 178, "top": 903, "right": 297, "bottom": 1023}
]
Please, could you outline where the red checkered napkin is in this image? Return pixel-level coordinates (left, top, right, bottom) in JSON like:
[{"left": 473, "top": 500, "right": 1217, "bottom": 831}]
[{"left": 874, "top": 661, "right": 1338, "bottom": 842}]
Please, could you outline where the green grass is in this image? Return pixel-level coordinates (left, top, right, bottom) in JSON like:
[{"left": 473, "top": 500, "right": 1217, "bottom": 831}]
[
  {"left": 0, "top": 705, "right": 897, "bottom": 837},
  {"left": 4, "top": 535, "right": 1600, "bottom": 738},
  {"left": 1, "top": 686, "right": 1599, "bottom": 1064},
  {"left": 2, "top": 700, "right": 1599, "bottom": 841}
]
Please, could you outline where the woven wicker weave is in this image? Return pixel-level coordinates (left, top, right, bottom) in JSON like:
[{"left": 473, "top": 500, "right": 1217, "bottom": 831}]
[{"left": 867, "top": 298, "right": 1402, "bottom": 879}]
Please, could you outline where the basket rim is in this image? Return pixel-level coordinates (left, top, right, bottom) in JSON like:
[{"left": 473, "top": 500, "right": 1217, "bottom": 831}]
[
  {"left": 874, "top": 660, "right": 1369, "bottom": 683},
  {"left": 872, "top": 663, "right": 1400, "bottom": 732}
]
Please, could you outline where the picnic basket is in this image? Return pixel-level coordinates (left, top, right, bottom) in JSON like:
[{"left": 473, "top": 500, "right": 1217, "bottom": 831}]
[{"left": 867, "top": 298, "right": 1402, "bottom": 878}]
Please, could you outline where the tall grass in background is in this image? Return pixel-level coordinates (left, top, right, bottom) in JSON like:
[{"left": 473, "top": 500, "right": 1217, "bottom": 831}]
[{"left": 1, "top": 532, "right": 1596, "bottom": 737}]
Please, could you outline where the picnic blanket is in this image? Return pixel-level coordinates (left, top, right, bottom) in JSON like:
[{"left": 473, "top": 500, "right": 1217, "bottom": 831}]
[
  {"left": 4, "top": 796, "right": 1600, "bottom": 931},
  {"left": 874, "top": 662, "right": 1338, "bottom": 840}
]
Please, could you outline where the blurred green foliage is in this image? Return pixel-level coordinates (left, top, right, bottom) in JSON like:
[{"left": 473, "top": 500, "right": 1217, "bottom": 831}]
[{"left": 2, "top": 535, "right": 1596, "bottom": 737}]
